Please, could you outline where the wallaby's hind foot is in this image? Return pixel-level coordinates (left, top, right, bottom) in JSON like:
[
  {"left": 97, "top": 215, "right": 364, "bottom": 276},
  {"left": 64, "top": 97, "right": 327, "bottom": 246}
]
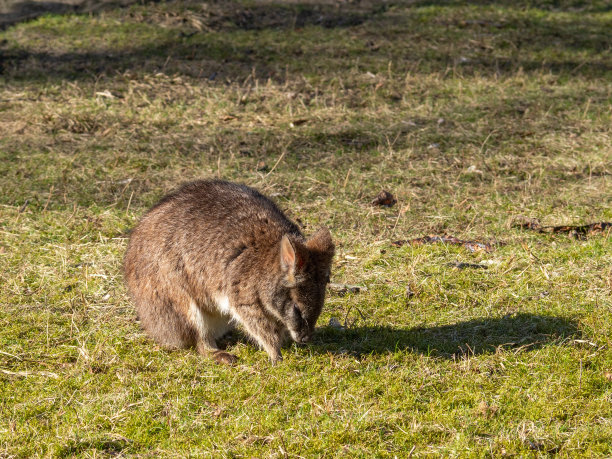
[
  {"left": 196, "top": 340, "right": 238, "bottom": 365},
  {"left": 212, "top": 350, "right": 239, "bottom": 365}
]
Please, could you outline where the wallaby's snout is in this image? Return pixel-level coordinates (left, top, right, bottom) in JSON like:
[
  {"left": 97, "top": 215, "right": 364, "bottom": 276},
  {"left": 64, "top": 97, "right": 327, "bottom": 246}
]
[{"left": 296, "top": 331, "right": 312, "bottom": 344}]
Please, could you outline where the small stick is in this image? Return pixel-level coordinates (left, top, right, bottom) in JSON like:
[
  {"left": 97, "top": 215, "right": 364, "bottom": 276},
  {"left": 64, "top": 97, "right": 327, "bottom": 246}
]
[
  {"left": 0, "top": 369, "right": 58, "bottom": 379},
  {"left": 65, "top": 202, "right": 78, "bottom": 224},
  {"left": 265, "top": 149, "right": 287, "bottom": 177},
  {"left": 342, "top": 168, "right": 352, "bottom": 190},
  {"left": 343, "top": 303, "right": 354, "bottom": 328},
  {"left": 42, "top": 186, "right": 54, "bottom": 212},
  {"left": 118, "top": 178, "right": 133, "bottom": 198},
  {"left": 392, "top": 205, "right": 404, "bottom": 234},
  {"left": 125, "top": 190, "right": 135, "bottom": 216},
  {"left": 0, "top": 350, "right": 22, "bottom": 360},
  {"left": 18, "top": 200, "right": 29, "bottom": 213},
  {"left": 354, "top": 306, "right": 367, "bottom": 322}
]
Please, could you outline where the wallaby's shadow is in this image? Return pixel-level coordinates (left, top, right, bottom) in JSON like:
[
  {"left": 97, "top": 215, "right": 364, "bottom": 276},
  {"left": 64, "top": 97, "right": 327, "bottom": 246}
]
[{"left": 309, "top": 313, "right": 579, "bottom": 359}]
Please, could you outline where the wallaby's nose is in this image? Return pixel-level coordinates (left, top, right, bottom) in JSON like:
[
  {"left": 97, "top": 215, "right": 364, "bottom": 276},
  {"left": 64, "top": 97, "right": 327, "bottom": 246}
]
[{"left": 300, "top": 334, "right": 311, "bottom": 343}]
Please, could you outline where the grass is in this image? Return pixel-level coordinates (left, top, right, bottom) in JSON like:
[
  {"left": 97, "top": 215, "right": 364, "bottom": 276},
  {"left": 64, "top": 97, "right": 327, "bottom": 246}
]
[{"left": 1, "top": 0, "right": 611, "bottom": 456}]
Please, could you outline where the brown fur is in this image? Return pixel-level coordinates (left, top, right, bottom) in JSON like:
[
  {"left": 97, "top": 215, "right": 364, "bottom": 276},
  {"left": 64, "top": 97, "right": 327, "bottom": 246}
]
[{"left": 123, "top": 180, "right": 334, "bottom": 364}]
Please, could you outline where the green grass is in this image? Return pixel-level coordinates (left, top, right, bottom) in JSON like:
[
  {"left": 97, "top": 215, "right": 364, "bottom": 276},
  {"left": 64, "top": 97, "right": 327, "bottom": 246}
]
[{"left": 1, "top": 0, "right": 611, "bottom": 456}]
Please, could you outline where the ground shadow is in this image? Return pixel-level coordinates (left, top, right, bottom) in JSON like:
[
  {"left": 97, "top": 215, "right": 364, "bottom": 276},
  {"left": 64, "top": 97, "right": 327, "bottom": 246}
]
[
  {"left": 0, "top": 0, "right": 162, "bottom": 30},
  {"left": 0, "top": 0, "right": 376, "bottom": 30},
  {"left": 55, "top": 436, "right": 132, "bottom": 457},
  {"left": 309, "top": 313, "right": 579, "bottom": 358},
  {"left": 412, "top": 0, "right": 612, "bottom": 14},
  {"left": 1, "top": 0, "right": 611, "bottom": 81}
]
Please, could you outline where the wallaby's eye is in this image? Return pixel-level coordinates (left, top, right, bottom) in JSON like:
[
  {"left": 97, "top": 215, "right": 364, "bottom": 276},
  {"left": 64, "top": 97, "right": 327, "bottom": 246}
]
[{"left": 292, "top": 304, "right": 302, "bottom": 318}]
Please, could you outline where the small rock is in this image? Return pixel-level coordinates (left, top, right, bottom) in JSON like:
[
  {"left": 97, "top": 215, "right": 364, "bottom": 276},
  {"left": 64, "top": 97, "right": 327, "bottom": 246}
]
[
  {"left": 466, "top": 165, "right": 484, "bottom": 174},
  {"left": 371, "top": 190, "right": 397, "bottom": 207},
  {"left": 289, "top": 119, "right": 308, "bottom": 128},
  {"left": 328, "top": 283, "right": 367, "bottom": 296}
]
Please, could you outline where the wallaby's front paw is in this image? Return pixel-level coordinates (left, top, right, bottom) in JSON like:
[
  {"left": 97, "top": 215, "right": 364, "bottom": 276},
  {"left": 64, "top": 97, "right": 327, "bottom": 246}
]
[
  {"left": 270, "top": 354, "right": 283, "bottom": 365},
  {"left": 213, "top": 351, "right": 239, "bottom": 365}
]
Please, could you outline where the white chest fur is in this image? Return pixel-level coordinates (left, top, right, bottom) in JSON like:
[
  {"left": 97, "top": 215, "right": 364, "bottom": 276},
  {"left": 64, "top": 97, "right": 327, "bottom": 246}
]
[
  {"left": 188, "top": 297, "right": 234, "bottom": 340},
  {"left": 214, "top": 294, "right": 231, "bottom": 316}
]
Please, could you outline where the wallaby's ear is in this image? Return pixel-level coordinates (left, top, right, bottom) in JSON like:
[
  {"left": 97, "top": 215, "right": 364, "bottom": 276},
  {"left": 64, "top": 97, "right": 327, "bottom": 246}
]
[
  {"left": 280, "top": 235, "right": 304, "bottom": 285},
  {"left": 280, "top": 235, "right": 296, "bottom": 272},
  {"left": 305, "top": 226, "right": 335, "bottom": 256}
]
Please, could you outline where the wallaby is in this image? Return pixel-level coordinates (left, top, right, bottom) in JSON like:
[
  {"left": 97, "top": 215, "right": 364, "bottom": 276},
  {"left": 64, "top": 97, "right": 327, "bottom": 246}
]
[{"left": 124, "top": 179, "right": 334, "bottom": 364}]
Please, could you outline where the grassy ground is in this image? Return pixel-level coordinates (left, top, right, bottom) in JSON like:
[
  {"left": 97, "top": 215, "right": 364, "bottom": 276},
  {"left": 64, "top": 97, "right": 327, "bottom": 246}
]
[{"left": 1, "top": 0, "right": 611, "bottom": 456}]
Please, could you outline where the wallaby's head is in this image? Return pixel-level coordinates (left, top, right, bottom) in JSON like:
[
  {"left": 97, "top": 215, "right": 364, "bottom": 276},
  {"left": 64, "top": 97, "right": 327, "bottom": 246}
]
[{"left": 274, "top": 227, "right": 335, "bottom": 344}]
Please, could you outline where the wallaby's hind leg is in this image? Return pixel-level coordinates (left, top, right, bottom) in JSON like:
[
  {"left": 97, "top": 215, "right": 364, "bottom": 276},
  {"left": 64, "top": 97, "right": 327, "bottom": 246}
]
[{"left": 135, "top": 297, "right": 197, "bottom": 350}]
